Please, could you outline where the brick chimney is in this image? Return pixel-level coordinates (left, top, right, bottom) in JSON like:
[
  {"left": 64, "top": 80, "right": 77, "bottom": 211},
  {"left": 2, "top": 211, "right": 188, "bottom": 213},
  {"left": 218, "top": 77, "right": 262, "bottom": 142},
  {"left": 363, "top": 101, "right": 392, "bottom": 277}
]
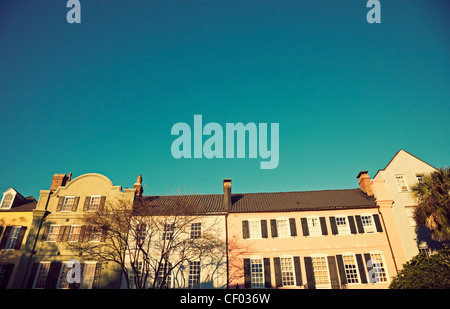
[
  {"left": 50, "top": 173, "right": 70, "bottom": 191},
  {"left": 134, "top": 175, "right": 143, "bottom": 197},
  {"left": 223, "top": 179, "right": 232, "bottom": 211},
  {"left": 357, "top": 171, "right": 374, "bottom": 196}
]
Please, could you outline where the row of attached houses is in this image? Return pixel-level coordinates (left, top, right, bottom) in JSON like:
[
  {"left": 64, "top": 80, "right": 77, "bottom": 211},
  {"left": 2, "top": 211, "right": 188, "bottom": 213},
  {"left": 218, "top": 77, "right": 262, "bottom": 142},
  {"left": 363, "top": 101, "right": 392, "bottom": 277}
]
[{"left": 0, "top": 149, "right": 441, "bottom": 289}]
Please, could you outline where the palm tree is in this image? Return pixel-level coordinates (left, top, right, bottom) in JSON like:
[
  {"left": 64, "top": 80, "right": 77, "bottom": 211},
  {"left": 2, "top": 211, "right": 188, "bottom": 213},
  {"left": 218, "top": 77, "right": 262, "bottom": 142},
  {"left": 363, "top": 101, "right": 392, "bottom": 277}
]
[{"left": 411, "top": 167, "right": 450, "bottom": 241}]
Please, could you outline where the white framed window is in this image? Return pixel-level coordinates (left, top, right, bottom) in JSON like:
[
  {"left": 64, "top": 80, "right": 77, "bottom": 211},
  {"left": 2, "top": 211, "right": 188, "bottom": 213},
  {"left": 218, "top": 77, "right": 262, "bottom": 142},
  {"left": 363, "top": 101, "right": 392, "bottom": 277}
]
[
  {"left": 5, "top": 226, "right": 22, "bottom": 249},
  {"left": 46, "top": 225, "right": 61, "bottom": 242},
  {"left": 311, "top": 254, "right": 331, "bottom": 289},
  {"left": 190, "top": 223, "right": 202, "bottom": 239},
  {"left": 188, "top": 261, "right": 201, "bottom": 289},
  {"left": 0, "top": 193, "right": 13, "bottom": 209},
  {"left": 67, "top": 225, "right": 82, "bottom": 242},
  {"left": 162, "top": 223, "right": 175, "bottom": 241},
  {"left": 156, "top": 260, "right": 173, "bottom": 288},
  {"left": 250, "top": 257, "right": 265, "bottom": 288},
  {"left": 280, "top": 256, "right": 295, "bottom": 287},
  {"left": 416, "top": 174, "right": 424, "bottom": 183},
  {"left": 395, "top": 175, "right": 409, "bottom": 192},
  {"left": 33, "top": 262, "right": 51, "bottom": 289},
  {"left": 368, "top": 252, "right": 388, "bottom": 283},
  {"left": 87, "top": 196, "right": 101, "bottom": 212},
  {"left": 248, "top": 219, "right": 262, "bottom": 239},
  {"left": 341, "top": 253, "right": 360, "bottom": 284},
  {"left": 61, "top": 196, "right": 76, "bottom": 212},
  {"left": 307, "top": 216, "right": 322, "bottom": 236},
  {"left": 276, "top": 218, "right": 290, "bottom": 238},
  {"left": 361, "top": 214, "right": 376, "bottom": 233},
  {"left": 81, "top": 262, "right": 97, "bottom": 289},
  {"left": 335, "top": 216, "right": 350, "bottom": 235}
]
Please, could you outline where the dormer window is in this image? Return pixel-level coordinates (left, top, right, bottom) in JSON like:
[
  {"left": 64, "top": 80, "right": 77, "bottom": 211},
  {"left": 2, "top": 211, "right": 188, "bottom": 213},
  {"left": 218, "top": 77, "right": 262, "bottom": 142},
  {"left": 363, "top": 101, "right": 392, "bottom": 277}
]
[{"left": 0, "top": 193, "right": 13, "bottom": 209}]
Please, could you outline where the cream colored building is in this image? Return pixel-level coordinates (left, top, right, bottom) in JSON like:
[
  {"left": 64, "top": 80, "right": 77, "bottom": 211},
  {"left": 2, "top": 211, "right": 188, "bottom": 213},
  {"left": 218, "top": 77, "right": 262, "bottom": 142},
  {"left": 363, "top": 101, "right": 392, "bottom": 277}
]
[
  {"left": 372, "top": 149, "right": 438, "bottom": 262},
  {"left": 20, "top": 173, "right": 138, "bottom": 289}
]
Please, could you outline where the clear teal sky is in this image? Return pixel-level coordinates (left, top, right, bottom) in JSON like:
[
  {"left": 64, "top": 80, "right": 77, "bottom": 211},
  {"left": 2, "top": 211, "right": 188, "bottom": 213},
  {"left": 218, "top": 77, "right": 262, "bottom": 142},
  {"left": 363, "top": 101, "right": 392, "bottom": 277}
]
[{"left": 0, "top": 0, "right": 449, "bottom": 199}]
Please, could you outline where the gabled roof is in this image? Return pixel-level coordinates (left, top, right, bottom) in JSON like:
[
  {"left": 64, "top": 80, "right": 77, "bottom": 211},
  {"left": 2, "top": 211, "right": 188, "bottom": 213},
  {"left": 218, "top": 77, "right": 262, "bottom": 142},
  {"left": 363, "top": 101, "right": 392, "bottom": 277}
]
[
  {"left": 135, "top": 188, "right": 376, "bottom": 215},
  {"left": 374, "top": 149, "right": 437, "bottom": 178}
]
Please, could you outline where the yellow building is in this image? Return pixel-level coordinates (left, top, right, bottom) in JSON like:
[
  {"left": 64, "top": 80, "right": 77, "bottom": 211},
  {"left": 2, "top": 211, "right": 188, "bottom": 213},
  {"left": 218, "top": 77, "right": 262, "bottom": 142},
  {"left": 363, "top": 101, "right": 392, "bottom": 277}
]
[
  {"left": 21, "top": 173, "right": 138, "bottom": 289},
  {"left": 0, "top": 187, "right": 37, "bottom": 289}
]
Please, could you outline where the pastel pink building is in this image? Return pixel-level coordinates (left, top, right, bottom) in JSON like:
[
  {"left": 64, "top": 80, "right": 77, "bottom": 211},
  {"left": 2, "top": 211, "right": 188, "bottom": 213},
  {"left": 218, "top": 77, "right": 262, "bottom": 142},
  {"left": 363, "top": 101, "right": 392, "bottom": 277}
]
[{"left": 226, "top": 172, "right": 405, "bottom": 289}]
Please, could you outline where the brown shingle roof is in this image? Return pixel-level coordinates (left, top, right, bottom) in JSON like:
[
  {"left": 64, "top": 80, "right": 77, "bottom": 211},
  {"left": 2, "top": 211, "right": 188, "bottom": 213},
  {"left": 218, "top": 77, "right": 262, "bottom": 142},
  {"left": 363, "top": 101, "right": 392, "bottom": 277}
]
[{"left": 136, "top": 188, "right": 376, "bottom": 215}]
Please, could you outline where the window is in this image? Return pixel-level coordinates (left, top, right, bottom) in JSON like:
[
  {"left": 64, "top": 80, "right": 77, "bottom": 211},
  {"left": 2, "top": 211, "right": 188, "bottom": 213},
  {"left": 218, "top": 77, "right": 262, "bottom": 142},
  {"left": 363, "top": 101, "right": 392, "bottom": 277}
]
[
  {"left": 190, "top": 223, "right": 202, "bottom": 239},
  {"left": 5, "top": 226, "right": 22, "bottom": 249},
  {"left": 248, "top": 220, "right": 262, "bottom": 239},
  {"left": 336, "top": 216, "right": 350, "bottom": 235},
  {"left": 46, "top": 225, "right": 61, "bottom": 242},
  {"left": 81, "top": 262, "right": 97, "bottom": 289},
  {"left": 395, "top": 175, "right": 409, "bottom": 192},
  {"left": 276, "top": 219, "right": 290, "bottom": 238},
  {"left": 280, "top": 257, "right": 295, "bottom": 286},
  {"left": 156, "top": 260, "right": 172, "bottom": 288},
  {"left": 188, "top": 261, "right": 201, "bottom": 289},
  {"left": 67, "top": 226, "right": 82, "bottom": 242},
  {"left": 418, "top": 246, "right": 431, "bottom": 257},
  {"left": 0, "top": 193, "right": 13, "bottom": 209},
  {"left": 250, "top": 257, "right": 264, "bottom": 288},
  {"left": 89, "top": 226, "right": 102, "bottom": 242},
  {"left": 87, "top": 196, "right": 101, "bottom": 212},
  {"left": 361, "top": 214, "right": 376, "bottom": 233},
  {"left": 342, "top": 254, "right": 360, "bottom": 284},
  {"left": 307, "top": 217, "right": 321, "bottom": 236},
  {"left": 162, "top": 224, "right": 174, "bottom": 241},
  {"left": 61, "top": 196, "right": 75, "bottom": 212},
  {"left": 416, "top": 174, "right": 424, "bottom": 183},
  {"left": 369, "top": 252, "right": 388, "bottom": 283},
  {"left": 311, "top": 256, "right": 330, "bottom": 288},
  {"left": 58, "top": 262, "right": 72, "bottom": 289},
  {"left": 33, "top": 262, "right": 51, "bottom": 289}
]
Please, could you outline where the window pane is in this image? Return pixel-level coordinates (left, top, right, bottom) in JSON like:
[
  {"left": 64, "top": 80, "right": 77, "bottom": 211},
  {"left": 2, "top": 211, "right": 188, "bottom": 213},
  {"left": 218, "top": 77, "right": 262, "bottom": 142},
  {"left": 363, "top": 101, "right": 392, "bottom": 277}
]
[
  {"left": 249, "top": 221, "right": 261, "bottom": 239},
  {"left": 250, "top": 258, "right": 264, "bottom": 288},
  {"left": 280, "top": 257, "right": 295, "bottom": 286},
  {"left": 188, "top": 261, "right": 201, "bottom": 289}
]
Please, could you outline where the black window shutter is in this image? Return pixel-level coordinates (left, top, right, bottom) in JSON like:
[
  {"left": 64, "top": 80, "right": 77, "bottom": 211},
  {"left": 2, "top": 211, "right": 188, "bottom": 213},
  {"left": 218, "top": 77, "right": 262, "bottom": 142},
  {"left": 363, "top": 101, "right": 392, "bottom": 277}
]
[
  {"left": 327, "top": 256, "right": 340, "bottom": 289},
  {"left": 293, "top": 256, "right": 303, "bottom": 286},
  {"left": 319, "top": 217, "right": 328, "bottom": 235},
  {"left": 72, "top": 196, "right": 80, "bottom": 212},
  {"left": 0, "top": 227, "right": 12, "bottom": 249},
  {"left": 301, "top": 218, "right": 309, "bottom": 236},
  {"left": 289, "top": 218, "right": 297, "bottom": 237},
  {"left": 0, "top": 264, "right": 14, "bottom": 289},
  {"left": 92, "top": 263, "right": 102, "bottom": 289},
  {"left": 261, "top": 220, "right": 268, "bottom": 238},
  {"left": 0, "top": 226, "right": 4, "bottom": 239},
  {"left": 242, "top": 221, "right": 249, "bottom": 239},
  {"left": 243, "top": 258, "right": 251, "bottom": 288},
  {"left": 270, "top": 219, "right": 278, "bottom": 238},
  {"left": 83, "top": 196, "right": 91, "bottom": 211},
  {"left": 273, "top": 257, "right": 282, "bottom": 287},
  {"left": 263, "top": 258, "right": 271, "bottom": 288},
  {"left": 14, "top": 226, "right": 27, "bottom": 250},
  {"left": 27, "top": 262, "right": 40, "bottom": 289},
  {"left": 335, "top": 255, "right": 348, "bottom": 285},
  {"left": 355, "top": 254, "right": 368, "bottom": 283},
  {"left": 348, "top": 216, "right": 357, "bottom": 234},
  {"left": 41, "top": 225, "right": 50, "bottom": 241},
  {"left": 99, "top": 196, "right": 106, "bottom": 212},
  {"left": 56, "top": 196, "right": 64, "bottom": 212},
  {"left": 304, "top": 257, "right": 315, "bottom": 289},
  {"left": 329, "top": 217, "right": 338, "bottom": 235},
  {"left": 364, "top": 253, "right": 376, "bottom": 283},
  {"left": 373, "top": 214, "right": 383, "bottom": 232},
  {"left": 355, "top": 215, "right": 365, "bottom": 233},
  {"left": 45, "top": 261, "right": 62, "bottom": 289}
]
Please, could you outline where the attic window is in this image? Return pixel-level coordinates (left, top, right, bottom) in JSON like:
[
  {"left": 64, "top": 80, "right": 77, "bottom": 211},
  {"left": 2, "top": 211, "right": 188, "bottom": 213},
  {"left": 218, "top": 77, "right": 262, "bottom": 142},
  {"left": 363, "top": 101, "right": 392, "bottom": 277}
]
[
  {"left": 395, "top": 175, "right": 409, "bottom": 192},
  {"left": 0, "top": 193, "right": 13, "bottom": 209}
]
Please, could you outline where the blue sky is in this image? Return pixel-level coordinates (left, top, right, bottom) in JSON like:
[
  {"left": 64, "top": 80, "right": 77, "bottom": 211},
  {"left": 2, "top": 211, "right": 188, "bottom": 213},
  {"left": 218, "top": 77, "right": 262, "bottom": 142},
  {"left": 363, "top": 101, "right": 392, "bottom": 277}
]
[{"left": 0, "top": 0, "right": 449, "bottom": 199}]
